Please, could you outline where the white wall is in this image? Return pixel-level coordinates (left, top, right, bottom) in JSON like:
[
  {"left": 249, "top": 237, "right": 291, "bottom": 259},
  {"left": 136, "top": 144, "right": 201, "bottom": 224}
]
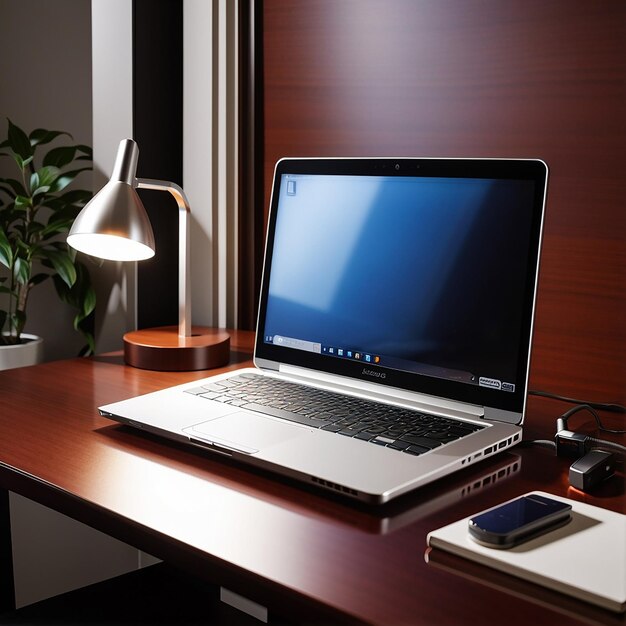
[
  {"left": 90, "top": 0, "right": 136, "bottom": 352},
  {"left": 0, "top": 0, "right": 94, "bottom": 361}
]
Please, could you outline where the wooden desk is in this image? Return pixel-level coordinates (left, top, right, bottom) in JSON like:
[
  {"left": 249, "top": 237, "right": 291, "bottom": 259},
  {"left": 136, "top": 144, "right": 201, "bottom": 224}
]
[{"left": 0, "top": 330, "right": 623, "bottom": 624}]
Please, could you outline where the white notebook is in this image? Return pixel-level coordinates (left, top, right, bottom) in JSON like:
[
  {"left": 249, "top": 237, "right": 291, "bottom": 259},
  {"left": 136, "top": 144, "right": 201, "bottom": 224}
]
[{"left": 427, "top": 491, "right": 626, "bottom": 613}]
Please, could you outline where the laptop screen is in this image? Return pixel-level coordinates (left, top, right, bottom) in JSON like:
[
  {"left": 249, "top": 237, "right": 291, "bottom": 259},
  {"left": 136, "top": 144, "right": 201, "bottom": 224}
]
[{"left": 255, "top": 158, "right": 547, "bottom": 415}]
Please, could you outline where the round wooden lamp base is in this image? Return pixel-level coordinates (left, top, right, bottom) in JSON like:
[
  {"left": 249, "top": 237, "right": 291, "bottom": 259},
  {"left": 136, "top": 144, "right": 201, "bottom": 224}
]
[{"left": 123, "top": 326, "right": 230, "bottom": 371}]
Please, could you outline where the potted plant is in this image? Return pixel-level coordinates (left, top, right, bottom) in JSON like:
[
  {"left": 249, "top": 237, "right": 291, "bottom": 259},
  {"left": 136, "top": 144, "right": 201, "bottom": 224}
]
[{"left": 0, "top": 119, "right": 96, "bottom": 368}]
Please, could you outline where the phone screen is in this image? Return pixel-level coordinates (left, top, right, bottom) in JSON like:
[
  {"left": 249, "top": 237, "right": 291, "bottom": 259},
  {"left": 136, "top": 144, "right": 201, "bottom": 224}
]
[{"left": 469, "top": 494, "right": 572, "bottom": 547}]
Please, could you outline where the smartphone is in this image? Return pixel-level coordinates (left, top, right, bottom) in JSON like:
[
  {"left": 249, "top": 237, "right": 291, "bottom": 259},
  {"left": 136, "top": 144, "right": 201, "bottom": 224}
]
[{"left": 468, "top": 494, "right": 572, "bottom": 549}]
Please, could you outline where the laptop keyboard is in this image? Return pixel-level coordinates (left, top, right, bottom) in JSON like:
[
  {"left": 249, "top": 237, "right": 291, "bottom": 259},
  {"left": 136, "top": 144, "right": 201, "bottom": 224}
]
[{"left": 184, "top": 373, "right": 484, "bottom": 456}]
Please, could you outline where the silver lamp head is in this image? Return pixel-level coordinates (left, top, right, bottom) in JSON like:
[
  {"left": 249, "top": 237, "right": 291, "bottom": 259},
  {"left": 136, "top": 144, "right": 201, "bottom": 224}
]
[{"left": 67, "top": 139, "right": 156, "bottom": 261}]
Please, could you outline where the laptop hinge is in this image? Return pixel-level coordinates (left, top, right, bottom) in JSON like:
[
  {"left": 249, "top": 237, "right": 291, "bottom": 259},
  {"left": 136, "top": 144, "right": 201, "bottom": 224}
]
[
  {"left": 483, "top": 406, "right": 523, "bottom": 425},
  {"left": 277, "top": 364, "right": 484, "bottom": 420},
  {"left": 253, "top": 357, "right": 280, "bottom": 371}
]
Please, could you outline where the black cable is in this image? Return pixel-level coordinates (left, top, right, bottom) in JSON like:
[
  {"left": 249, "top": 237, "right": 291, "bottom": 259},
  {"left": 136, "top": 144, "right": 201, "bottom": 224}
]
[
  {"left": 588, "top": 437, "right": 626, "bottom": 455},
  {"left": 529, "top": 389, "right": 626, "bottom": 414},
  {"left": 519, "top": 439, "right": 556, "bottom": 450},
  {"left": 522, "top": 390, "right": 626, "bottom": 459},
  {"left": 559, "top": 404, "right": 626, "bottom": 435}
]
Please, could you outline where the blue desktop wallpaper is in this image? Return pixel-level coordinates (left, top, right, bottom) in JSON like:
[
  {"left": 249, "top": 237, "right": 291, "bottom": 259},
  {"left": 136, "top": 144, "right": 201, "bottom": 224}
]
[{"left": 263, "top": 174, "right": 535, "bottom": 386}]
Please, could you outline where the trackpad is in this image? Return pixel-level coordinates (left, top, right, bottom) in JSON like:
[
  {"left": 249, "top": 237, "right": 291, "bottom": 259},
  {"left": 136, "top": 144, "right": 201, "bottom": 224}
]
[{"left": 185, "top": 411, "right": 308, "bottom": 454}]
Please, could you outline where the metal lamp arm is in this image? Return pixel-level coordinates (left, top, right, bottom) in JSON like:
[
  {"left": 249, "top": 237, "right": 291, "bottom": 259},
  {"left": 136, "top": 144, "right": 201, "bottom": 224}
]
[{"left": 136, "top": 178, "right": 191, "bottom": 338}]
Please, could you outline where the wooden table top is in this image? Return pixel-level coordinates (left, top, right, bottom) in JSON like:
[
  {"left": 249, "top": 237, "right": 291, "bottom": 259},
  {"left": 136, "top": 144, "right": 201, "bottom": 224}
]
[{"left": 0, "top": 330, "right": 623, "bottom": 625}]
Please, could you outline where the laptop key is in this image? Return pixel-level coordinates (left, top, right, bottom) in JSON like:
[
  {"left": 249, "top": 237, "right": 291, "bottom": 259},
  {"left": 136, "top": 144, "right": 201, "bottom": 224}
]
[
  {"left": 398, "top": 434, "right": 442, "bottom": 449},
  {"left": 213, "top": 395, "right": 233, "bottom": 403},
  {"left": 424, "top": 430, "right": 454, "bottom": 439},
  {"left": 313, "top": 412, "right": 335, "bottom": 420},
  {"left": 383, "top": 429, "right": 407, "bottom": 439},
  {"left": 372, "top": 436, "right": 395, "bottom": 445},
  {"left": 404, "top": 444, "right": 431, "bottom": 456},
  {"left": 184, "top": 386, "right": 211, "bottom": 396},
  {"left": 363, "top": 426, "right": 386, "bottom": 435},
  {"left": 321, "top": 424, "right": 342, "bottom": 433},
  {"left": 240, "top": 403, "right": 330, "bottom": 429},
  {"left": 339, "top": 424, "right": 369, "bottom": 434},
  {"left": 449, "top": 425, "right": 478, "bottom": 436},
  {"left": 234, "top": 372, "right": 258, "bottom": 380},
  {"left": 388, "top": 441, "right": 410, "bottom": 451},
  {"left": 226, "top": 399, "right": 248, "bottom": 407},
  {"left": 201, "top": 383, "right": 227, "bottom": 392}
]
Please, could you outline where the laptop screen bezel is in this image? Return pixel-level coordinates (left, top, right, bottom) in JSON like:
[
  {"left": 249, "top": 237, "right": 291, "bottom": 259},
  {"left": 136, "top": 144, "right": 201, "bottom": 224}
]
[{"left": 253, "top": 157, "right": 547, "bottom": 417}]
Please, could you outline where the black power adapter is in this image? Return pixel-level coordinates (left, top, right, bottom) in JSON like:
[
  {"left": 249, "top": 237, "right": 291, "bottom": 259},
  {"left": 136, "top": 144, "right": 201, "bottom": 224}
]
[{"left": 569, "top": 450, "right": 616, "bottom": 492}]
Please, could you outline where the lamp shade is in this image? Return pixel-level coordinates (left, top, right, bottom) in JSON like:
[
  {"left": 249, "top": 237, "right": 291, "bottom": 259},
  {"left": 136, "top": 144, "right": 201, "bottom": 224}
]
[
  {"left": 67, "top": 180, "right": 156, "bottom": 261},
  {"left": 68, "top": 138, "right": 155, "bottom": 261}
]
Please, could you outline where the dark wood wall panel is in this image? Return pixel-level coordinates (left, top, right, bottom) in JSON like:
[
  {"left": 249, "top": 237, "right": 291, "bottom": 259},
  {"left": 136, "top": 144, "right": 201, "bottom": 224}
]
[{"left": 262, "top": 0, "right": 625, "bottom": 409}]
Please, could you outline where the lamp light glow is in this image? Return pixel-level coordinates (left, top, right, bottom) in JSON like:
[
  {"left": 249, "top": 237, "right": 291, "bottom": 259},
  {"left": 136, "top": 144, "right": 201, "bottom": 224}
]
[{"left": 67, "top": 233, "right": 155, "bottom": 261}]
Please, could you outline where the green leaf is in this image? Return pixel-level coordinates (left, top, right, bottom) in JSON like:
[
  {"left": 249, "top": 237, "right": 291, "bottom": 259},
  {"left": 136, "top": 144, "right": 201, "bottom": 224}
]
[
  {"left": 13, "top": 256, "right": 30, "bottom": 284},
  {"left": 0, "top": 178, "right": 26, "bottom": 197},
  {"left": 15, "top": 240, "right": 30, "bottom": 254},
  {"left": 51, "top": 260, "right": 95, "bottom": 355},
  {"left": 37, "top": 167, "right": 57, "bottom": 187},
  {"left": 7, "top": 119, "right": 33, "bottom": 159},
  {"left": 40, "top": 218, "right": 73, "bottom": 238},
  {"left": 44, "top": 188, "right": 92, "bottom": 212},
  {"left": 30, "top": 165, "right": 60, "bottom": 197},
  {"left": 46, "top": 205, "right": 81, "bottom": 224},
  {"left": 41, "top": 248, "right": 76, "bottom": 288},
  {"left": 76, "top": 144, "right": 93, "bottom": 161},
  {"left": 29, "top": 128, "right": 71, "bottom": 147},
  {"left": 29, "top": 172, "right": 39, "bottom": 193},
  {"left": 28, "top": 272, "right": 49, "bottom": 287},
  {"left": 14, "top": 195, "right": 31, "bottom": 209},
  {"left": 0, "top": 229, "right": 12, "bottom": 268},
  {"left": 26, "top": 221, "right": 45, "bottom": 236},
  {"left": 81, "top": 283, "right": 96, "bottom": 318},
  {"left": 43, "top": 146, "right": 79, "bottom": 168},
  {"left": 48, "top": 168, "right": 90, "bottom": 193},
  {"left": 13, "top": 154, "right": 33, "bottom": 171}
]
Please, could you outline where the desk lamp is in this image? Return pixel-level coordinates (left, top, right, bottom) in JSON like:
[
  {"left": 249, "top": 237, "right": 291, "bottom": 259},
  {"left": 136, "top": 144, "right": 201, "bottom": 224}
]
[{"left": 68, "top": 139, "right": 229, "bottom": 371}]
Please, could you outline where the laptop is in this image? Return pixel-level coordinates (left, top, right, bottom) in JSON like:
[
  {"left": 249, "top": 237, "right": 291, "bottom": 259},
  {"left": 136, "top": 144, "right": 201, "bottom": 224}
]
[{"left": 100, "top": 157, "right": 548, "bottom": 504}]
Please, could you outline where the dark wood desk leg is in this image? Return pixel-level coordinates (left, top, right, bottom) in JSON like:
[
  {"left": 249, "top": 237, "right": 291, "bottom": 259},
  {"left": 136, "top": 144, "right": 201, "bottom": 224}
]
[{"left": 0, "top": 489, "right": 15, "bottom": 613}]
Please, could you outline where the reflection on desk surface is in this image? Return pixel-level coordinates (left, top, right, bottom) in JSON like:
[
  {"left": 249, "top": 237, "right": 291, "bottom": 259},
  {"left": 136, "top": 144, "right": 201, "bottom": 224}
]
[
  {"left": 101, "top": 421, "right": 520, "bottom": 536},
  {"left": 365, "top": 453, "right": 521, "bottom": 534}
]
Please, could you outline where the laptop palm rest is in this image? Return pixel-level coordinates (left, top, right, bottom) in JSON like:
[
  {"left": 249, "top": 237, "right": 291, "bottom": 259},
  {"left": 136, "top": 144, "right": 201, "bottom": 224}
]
[{"left": 184, "top": 411, "right": 309, "bottom": 455}]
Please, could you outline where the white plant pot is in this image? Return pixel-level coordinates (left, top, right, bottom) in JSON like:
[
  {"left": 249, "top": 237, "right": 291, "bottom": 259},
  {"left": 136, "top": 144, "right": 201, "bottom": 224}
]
[{"left": 0, "top": 333, "right": 44, "bottom": 371}]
